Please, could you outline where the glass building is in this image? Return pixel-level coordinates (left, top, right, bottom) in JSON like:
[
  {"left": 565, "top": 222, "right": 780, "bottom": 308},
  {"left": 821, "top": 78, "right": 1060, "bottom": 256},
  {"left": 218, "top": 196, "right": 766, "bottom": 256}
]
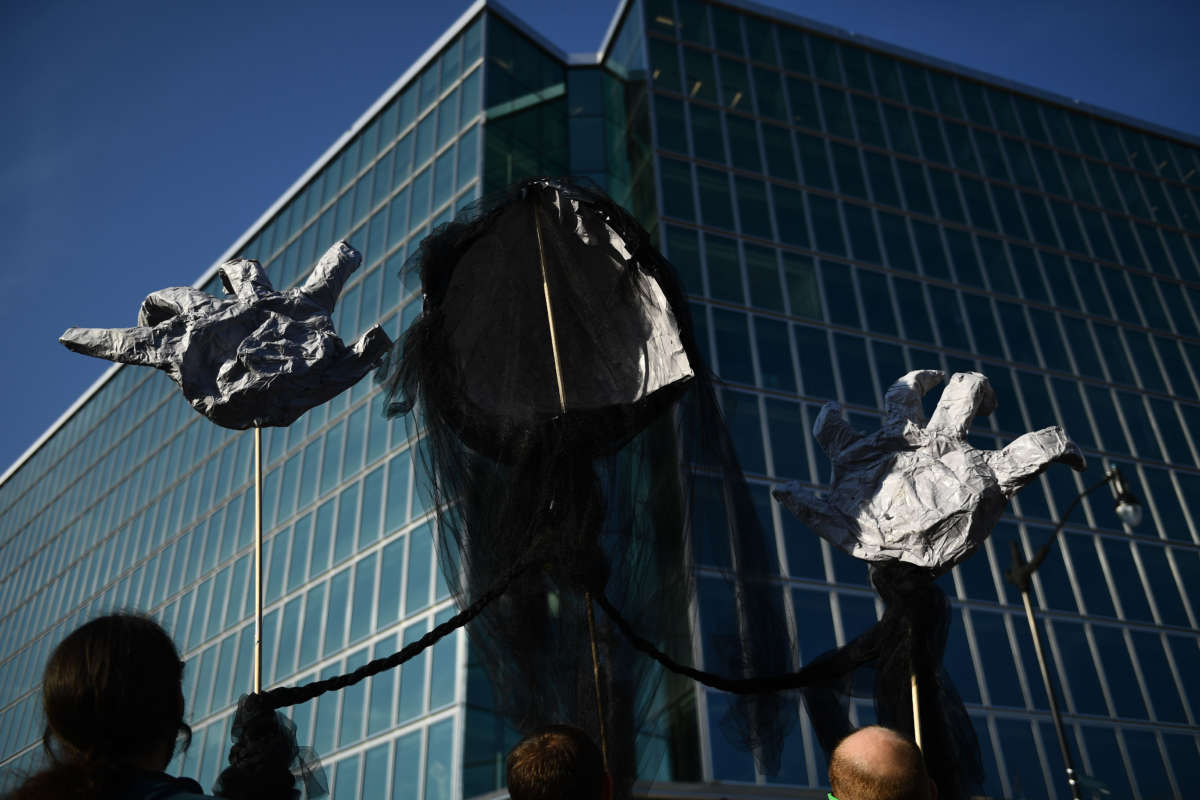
[{"left": 1, "top": 0, "right": 1198, "bottom": 797}]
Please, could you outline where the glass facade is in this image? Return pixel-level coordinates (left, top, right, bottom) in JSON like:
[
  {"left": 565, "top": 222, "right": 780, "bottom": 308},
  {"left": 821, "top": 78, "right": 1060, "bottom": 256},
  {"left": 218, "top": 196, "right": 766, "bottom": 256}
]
[{"left": 1, "top": 1, "right": 1198, "bottom": 798}]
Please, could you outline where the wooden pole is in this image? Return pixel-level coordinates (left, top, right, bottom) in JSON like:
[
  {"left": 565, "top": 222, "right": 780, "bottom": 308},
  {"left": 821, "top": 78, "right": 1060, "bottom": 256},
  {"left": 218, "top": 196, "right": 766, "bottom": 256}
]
[
  {"left": 253, "top": 426, "right": 264, "bottom": 694},
  {"left": 910, "top": 672, "right": 922, "bottom": 751},
  {"left": 533, "top": 202, "right": 609, "bottom": 773}
]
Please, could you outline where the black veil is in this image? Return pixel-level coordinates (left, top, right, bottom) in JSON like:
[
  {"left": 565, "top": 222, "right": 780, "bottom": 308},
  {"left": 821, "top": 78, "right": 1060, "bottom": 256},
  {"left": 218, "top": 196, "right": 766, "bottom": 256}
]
[{"left": 379, "top": 178, "right": 798, "bottom": 797}]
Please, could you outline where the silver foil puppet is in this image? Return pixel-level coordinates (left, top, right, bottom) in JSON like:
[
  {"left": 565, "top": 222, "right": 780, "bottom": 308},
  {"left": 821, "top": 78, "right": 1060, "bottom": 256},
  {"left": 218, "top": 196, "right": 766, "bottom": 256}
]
[
  {"left": 60, "top": 241, "right": 392, "bottom": 429},
  {"left": 772, "top": 370, "right": 1085, "bottom": 574}
]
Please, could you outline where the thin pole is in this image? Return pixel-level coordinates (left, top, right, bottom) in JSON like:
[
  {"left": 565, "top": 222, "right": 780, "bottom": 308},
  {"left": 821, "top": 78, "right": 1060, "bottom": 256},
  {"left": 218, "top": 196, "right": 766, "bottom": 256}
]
[
  {"left": 532, "top": 200, "right": 608, "bottom": 771},
  {"left": 585, "top": 591, "right": 610, "bottom": 772},
  {"left": 910, "top": 673, "right": 922, "bottom": 751},
  {"left": 533, "top": 205, "right": 567, "bottom": 415},
  {"left": 1020, "top": 588, "right": 1082, "bottom": 800},
  {"left": 253, "top": 426, "right": 264, "bottom": 694}
]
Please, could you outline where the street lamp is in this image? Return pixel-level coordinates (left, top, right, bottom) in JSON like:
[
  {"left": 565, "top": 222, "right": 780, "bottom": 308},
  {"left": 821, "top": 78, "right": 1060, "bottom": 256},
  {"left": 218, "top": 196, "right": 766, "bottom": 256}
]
[{"left": 1004, "top": 466, "right": 1142, "bottom": 800}]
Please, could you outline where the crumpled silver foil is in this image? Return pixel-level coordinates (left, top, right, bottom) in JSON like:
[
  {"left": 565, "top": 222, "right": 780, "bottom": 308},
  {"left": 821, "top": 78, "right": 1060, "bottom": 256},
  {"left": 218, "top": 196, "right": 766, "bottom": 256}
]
[
  {"left": 61, "top": 241, "right": 391, "bottom": 429},
  {"left": 773, "top": 370, "right": 1085, "bottom": 573}
]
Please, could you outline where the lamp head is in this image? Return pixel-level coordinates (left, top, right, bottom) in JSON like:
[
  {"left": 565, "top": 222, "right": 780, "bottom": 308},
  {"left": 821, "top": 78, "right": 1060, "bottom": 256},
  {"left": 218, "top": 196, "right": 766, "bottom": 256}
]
[{"left": 1108, "top": 467, "right": 1142, "bottom": 528}]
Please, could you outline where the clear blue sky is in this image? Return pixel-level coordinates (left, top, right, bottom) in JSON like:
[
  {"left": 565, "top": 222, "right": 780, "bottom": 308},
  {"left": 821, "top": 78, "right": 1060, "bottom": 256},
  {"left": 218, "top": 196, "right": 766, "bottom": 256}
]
[{"left": 1, "top": 0, "right": 1197, "bottom": 475}]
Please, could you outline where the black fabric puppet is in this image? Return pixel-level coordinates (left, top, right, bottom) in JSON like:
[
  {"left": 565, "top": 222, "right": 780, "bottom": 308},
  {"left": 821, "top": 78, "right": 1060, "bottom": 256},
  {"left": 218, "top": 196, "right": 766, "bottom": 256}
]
[{"left": 381, "top": 177, "right": 798, "bottom": 798}]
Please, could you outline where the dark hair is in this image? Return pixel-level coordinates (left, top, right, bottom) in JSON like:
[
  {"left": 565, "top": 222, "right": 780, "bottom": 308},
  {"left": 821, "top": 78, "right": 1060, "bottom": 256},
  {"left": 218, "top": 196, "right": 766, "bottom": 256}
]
[
  {"left": 505, "top": 725, "right": 606, "bottom": 800},
  {"left": 829, "top": 726, "right": 931, "bottom": 800},
  {"left": 11, "top": 613, "right": 191, "bottom": 800}
]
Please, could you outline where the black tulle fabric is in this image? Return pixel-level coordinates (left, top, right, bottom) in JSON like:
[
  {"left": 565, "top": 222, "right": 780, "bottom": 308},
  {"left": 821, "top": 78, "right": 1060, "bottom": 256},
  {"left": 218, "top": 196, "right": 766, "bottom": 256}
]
[
  {"left": 213, "top": 694, "right": 326, "bottom": 800},
  {"left": 379, "top": 178, "right": 797, "bottom": 798}
]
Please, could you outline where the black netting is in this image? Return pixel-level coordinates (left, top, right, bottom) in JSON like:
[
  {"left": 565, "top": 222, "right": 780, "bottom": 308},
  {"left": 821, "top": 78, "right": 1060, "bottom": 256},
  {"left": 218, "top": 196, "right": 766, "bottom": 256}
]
[{"left": 378, "top": 178, "right": 797, "bottom": 798}]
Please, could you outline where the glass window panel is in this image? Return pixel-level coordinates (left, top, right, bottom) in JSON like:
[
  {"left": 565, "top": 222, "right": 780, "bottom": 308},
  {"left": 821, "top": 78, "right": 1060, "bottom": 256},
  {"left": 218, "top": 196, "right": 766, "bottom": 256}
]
[
  {"left": 960, "top": 294, "right": 1004, "bottom": 360},
  {"left": 943, "top": 120, "right": 979, "bottom": 173},
  {"left": 991, "top": 184, "right": 1028, "bottom": 240},
  {"left": 794, "top": 325, "right": 836, "bottom": 399},
  {"left": 834, "top": 334, "right": 874, "bottom": 407},
  {"left": 1100, "top": 538, "right": 1153, "bottom": 621},
  {"left": 830, "top": 142, "right": 866, "bottom": 199},
  {"left": 974, "top": 129, "right": 1010, "bottom": 182},
  {"left": 429, "top": 610, "right": 457, "bottom": 709},
  {"left": 809, "top": 194, "right": 846, "bottom": 255},
  {"left": 844, "top": 203, "right": 881, "bottom": 265},
  {"left": 871, "top": 53, "right": 904, "bottom": 103},
  {"left": 397, "top": 620, "right": 428, "bottom": 723},
  {"left": 819, "top": 86, "right": 853, "bottom": 139},
  {"left": 745, "top": 245, "right": 782, "bottom": 311},
  {"left": 928, "top": 168, "right": 966, "bottom": 225},
  {"left": 659, "top": 158, "right": 695, "bottom": 221},
  {"left": 1051, "top": 621, "right": 1108, "bottom": 715},
  {"left": 323, "top": 568, "right": 351, "bottom": 654},
  {"left": 688, "top": 103, "right": 724, "bottom": 163},
  {"left": 1080, "top": 727, "right": 1136, "bottom": 799},
  {"left": 760, "top": 123, "right": 797, "bottom": 181},
  {"left": 773, "top": 185, "right": 809, "bottom": 248},
  {"left": 391, "top": 729, "right": 422, "bottom": 800},
  {"left": 1092, "top": 625, "right": 1147, "bottom": 718},
  {"left": 716, "top": 56, "right": 750, "bottom": 111},
  {"left": 943, "top": 609, "right": 981, "bottom": 704},
  {"left": 681, "top": 46, "right": 716, "bottom": 103},
  {"left": 912, "top": 220, "right": 948, "bottom": 279},
  {"left": 735, "top": 176, "right": 772, "bottom": 239},
  {"left": 796, "top": 132, "right": 832, "bottom": 189},
  {"left": 857, "top": 269, "right": 898, "bottom": 335},
  {"left": 960, "top": 176, "right": 997, "bottom": 232},
  {"left": 1138, "top": 543, "right": 1190, "bottom": 626},
  {"left": 754, "top": 317, "right": 794, "bottom": 393},
  {"left": 851, "top": 95, "right": 886, "bottom": 149},
  {"left": 705, "top": 233, "right": 742, "bottom": 303},
  {"left": 751, "top": 66, "right": 786, "bottom": 122},
  {"left": 765, "top": 398, "right": 805, "bottom": 479},
  {"left": 1116, "top": 391, "right": 1162, "bottom": 460},
  {"left": 696, "top": 167, "right": 734, "bottom": 230},
  {"left": 1026, "top": 308, "right": 1070, "bottom": 372},
  {"left": 783, "top": 252, "right": 820, "bottom": 318},
  {"left": 405, "top": 522, "right": 433, "bottom": 613},
  {"left": 863, "top": 151, "right": 900, "bottom": 207},
  {"left": 821, "top": 261, "right": 860, "bottom": 328},
  {"left": 892, "top": 277, "right": 934, "bottom": 344},
  {"left": 927, "top": 286, "right": 969, "bottom": 352},
  {"left": 665, "top": 225, "right": 703, "bottom": 296},
  {"left": 972, "top": 612, "right": 1023, "bottom": 707},
  {"left": 995, "top": 301, "right": 1036, "bottom": 363},
  {"left": 881, "top": 104, "right": 917, "bottom": 157},
  {"left": 713, "top": 309, "right": 755, "bottom": 385}
]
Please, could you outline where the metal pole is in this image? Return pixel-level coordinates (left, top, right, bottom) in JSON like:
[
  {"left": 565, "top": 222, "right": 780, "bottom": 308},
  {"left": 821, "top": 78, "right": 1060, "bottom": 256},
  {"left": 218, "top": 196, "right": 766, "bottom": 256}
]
[
  {"left": 1019, "top": 585, "right": 1082, "bottom": 800},
  {"left": 253, "top": 426, "right": 264, "bottom": 694},
  {"left": 910, "top": 673, "right": 922, "bottom": 751},
  {"left": 532, "top": 199, "right": 609, "bottom": 771}
]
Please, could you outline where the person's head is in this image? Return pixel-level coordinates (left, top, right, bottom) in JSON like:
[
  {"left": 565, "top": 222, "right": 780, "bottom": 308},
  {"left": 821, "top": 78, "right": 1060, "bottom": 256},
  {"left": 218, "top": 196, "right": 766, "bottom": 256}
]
[
  {"left": 828, "top": 726, "right": 935, "bottom": 800},
  {"left": 42, "top": 613, "right": 189, "bottom": 770},
  {"left": 505, "top": 725, "right": 610, "bottom": 800}
]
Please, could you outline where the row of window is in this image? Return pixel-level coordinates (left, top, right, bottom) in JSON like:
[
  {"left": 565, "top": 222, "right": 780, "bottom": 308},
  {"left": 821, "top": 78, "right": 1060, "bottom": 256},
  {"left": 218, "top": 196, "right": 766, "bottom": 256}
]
[
  {"left": 667, "top": 224, "right": 1200, "bottom": 396},
  {"left": 654, "top": 89, "right": 1200, "bottom": 251},
  {"left": 693, "top": 301, "right": 1200, "bottom": 476},
  {"left": 0, "top": 387, "right": 435, "bottom": 711},
  {"left": 643, "top": 0, "right": 1200, "bottom": 190},
  {"left": 167, "top": 635, "right": 459, "bottom": 799},
  {"left": 658, "top": 154, "right": 1200, "bottom": 311},
  {"left": 706, "top": 686, "right": 1199, "bottom": 798}
]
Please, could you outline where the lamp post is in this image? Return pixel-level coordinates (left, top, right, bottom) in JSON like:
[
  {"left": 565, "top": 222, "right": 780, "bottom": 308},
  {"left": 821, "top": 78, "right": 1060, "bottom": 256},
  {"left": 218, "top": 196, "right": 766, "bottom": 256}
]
[{"left": 1004, "top": 466, "right": 1142, "bottom": 800}]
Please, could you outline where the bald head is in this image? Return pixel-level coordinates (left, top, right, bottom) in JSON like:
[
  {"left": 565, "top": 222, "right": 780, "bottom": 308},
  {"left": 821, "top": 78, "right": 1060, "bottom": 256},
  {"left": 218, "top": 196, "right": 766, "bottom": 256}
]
[{"left": 829, "top": 726, "right": 934, "bottom": 800}]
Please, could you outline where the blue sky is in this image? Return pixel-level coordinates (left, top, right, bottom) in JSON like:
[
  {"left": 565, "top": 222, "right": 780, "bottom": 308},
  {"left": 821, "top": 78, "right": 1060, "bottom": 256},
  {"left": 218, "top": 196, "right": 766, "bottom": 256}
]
[{"left": 1, "top": 0, "right": 1198, "bottom": 475}]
